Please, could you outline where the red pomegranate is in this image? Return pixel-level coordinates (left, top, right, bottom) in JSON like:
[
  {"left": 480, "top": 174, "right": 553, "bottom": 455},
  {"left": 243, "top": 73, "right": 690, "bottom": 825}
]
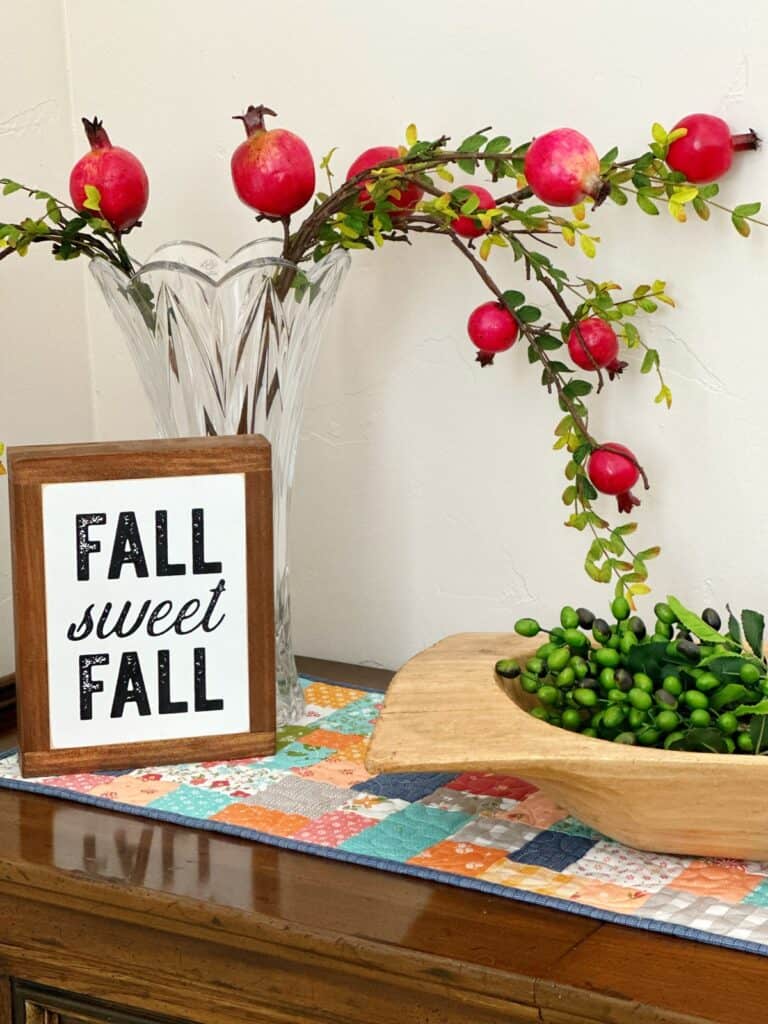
[
  {"left": 69, "top": 117, "right": 148, "bottom": 232},
  {"left": 231, "top": 105, "right": 315, "bottom": 217},
  {"left": 524, "top": 128, "right": 607, "bottom": 207},
  {"left": 452, "top": 185, "right": 495, "bottom": 238},
  {"left": 346, "top": 146, "right": 423, "bottom": 212},
  {"left": 467, "top": 301, "right": 519, "bottom": 366},
  {"left": 567, "top": 318, "right": 626, "bottom": 379},
  {"left": 588, "top": 444, "right": 641, "bottom": 514},
  {"left": 666, "top": 113, "right": 759, "bottom": 184}
]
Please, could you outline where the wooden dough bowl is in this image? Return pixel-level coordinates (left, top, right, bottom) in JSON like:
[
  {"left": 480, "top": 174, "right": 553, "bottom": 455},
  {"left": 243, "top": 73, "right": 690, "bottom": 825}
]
[{"left": 366, "top": 633, "right": 768, "bottom": 859}]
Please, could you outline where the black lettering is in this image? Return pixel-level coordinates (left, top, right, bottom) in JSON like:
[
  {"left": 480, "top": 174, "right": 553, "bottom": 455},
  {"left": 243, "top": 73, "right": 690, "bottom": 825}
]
[
  {"left": 158, "top": 650, "right": 188, "bottom": 714},
  {"left": 192, "top": 509, "right": 222, "bottom": 574},
  {"left": 110, "top": 652, "right": 151, "bottom": 718},
  {"left": 174, "top": 599, "right": 202, "bottom": 635},
  {"left": 96, "top": 599, "right": 151, "bottom": 640},
  {"left": 194, "top": 648, "right": 223, "bottom": 711},
  {"left": 201, "top": 580, "right": 226, "bottom": 633},
  {"left": 147, "top": 600, "right": 174, "bottom": 636},
  {"left": 76, "top": 514, "right": 106, "bottom": 581},
  {"left": 108, "top": 512, "right": 149, "bottom": 580},
  {"left": 68, "top": 604, "right": 95, "bottom": 641},
  {"left": 79, "top": 653, "right": 108, "bottom": 719},
  {"left": 155, "top": 510, "right": 185, "bottom": 576}
]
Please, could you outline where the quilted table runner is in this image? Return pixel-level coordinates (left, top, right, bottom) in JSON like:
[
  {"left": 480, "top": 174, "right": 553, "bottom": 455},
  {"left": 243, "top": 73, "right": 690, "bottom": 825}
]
[{"left": 3, "top": 677, "right": 768, "bottom": 956}]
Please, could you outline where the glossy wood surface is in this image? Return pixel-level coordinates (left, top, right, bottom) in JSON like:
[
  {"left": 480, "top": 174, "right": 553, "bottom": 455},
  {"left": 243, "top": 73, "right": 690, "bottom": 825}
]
[{"left": 0, "top": 658, "right": 764, "bottom": 1023}]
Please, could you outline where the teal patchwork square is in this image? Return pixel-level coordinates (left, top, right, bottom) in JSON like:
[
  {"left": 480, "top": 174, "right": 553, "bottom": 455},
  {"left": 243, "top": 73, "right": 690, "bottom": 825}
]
[
  {"left": 148, "top": 783, "right": 234, "bottom": 818},
  {"left": 261, "top": 743, "right": 336, "bottom": 770},
  {"left": 339, "top": 802, "right": 471, "bottom": 861},
  {"left": 744, "top": 878, "right": 768, "bottom": 907},
  {"left": 320, "top": 697, "right": 381, "bottom": 735},
  {"left": 550, "top": 816, "right": 607, "bottom": 841}
]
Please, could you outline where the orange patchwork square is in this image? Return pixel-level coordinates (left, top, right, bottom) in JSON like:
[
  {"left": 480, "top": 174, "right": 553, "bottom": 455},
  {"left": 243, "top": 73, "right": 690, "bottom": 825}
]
[
  {"left": 500, "top": 791, "right": 567, "bottom": 828},
  {"left": 296, "top": 757, "right": 371, "bottom": 787},
  {"left": 303, "top": 682, "right": 368, "bottom": 709},
  {"left": 671, "top": 861, "right": 763, "bottom": 902},
  {"left": 301, "top": 729, "right": 363, "bottom": 752},
  {"left": 568, "top": 876, "right": 651, "bottom": 913},
  {"left": 212, "top": 802, "right": 310, "bottom": 837},
  {"left": 409, "top": 841, "right": 508, "bottom": 877},
  {"left": 89, "top": 777, "right": 178, "bottom": 806}
]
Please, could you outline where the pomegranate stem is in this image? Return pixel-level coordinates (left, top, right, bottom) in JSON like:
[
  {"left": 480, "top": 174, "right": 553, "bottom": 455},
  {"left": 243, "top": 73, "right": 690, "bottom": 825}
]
[
  {"left": 82, "top": 116, "right": 111, "bottom": 149},
  {"left": 732, "top": 130, "right": 760, "bottom": 152},
  {"left": 233, "top": 104, "right": 277, "bottom": 138}
]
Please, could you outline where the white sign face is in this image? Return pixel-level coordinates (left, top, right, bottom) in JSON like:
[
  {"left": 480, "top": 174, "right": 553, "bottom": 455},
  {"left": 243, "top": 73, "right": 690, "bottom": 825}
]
[{"left": 42, "top": 473, "right": 250, "bottom": 749}]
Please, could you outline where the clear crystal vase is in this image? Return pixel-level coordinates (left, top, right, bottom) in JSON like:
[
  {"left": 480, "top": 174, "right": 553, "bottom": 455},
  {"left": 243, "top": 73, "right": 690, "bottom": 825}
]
[{"left": 90, "top": 239, "right": 350, "bottom": 724}]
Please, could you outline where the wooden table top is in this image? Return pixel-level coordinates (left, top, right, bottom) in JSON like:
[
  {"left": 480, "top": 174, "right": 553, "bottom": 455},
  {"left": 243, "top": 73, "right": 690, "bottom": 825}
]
[{"left": 0, "top": 658, "right": 765, "bottom": 1024}]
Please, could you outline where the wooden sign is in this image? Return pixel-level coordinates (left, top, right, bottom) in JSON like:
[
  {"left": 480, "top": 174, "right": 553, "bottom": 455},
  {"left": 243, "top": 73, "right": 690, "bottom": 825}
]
[{"left": 8, "top": 436, "right": 276, "bottom": 777}]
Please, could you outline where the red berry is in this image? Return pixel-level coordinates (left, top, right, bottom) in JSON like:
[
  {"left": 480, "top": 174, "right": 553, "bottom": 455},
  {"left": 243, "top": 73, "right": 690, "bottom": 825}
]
[
  {"left": 524, "top": 128, "right": 606, "bottom": 207},
  {"left": 452, "top": 185, "right": 494, "bottom": 238},
  {"left": 346, "top": 146, "right": 423, "bottom": 212},
  {"left": 231, "top": 105, "right": 315, "bottom": 217},
  {"left": 69, "top": 117, "right": 149, "bottom": 232},
  {"left": 467, "top": 301, "right": 519, "bottom": 366},
  {"left": 588, "top": 444, "right": 641, "bottom": 514},
  {"left": 567, "top": 318, "right": 626, "bottom": 379}
]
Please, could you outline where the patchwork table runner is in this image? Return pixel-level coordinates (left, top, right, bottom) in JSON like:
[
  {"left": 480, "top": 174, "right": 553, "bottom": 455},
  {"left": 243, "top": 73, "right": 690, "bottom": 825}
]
[{"left": 2, "top": 677, "right": 768, "bottom": 956}]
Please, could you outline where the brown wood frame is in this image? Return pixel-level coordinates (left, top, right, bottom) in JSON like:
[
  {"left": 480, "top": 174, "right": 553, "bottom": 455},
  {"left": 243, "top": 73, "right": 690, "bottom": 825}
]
[{"left": 8, "top": 436, "right": 276, "bottom": 777}]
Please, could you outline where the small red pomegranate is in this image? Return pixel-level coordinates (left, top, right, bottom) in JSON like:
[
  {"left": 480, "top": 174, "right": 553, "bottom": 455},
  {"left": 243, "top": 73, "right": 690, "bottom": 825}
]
[
  {"left": 524, "top": 128, "right": 608, "bottom": 207},
  {"left": 567, "top": 318, "right": 626, "bottom": 379},
  {"left": 666, "top": 113, "right": 759, "bottom": 184},
  {"left": 467, "top": 301, "right": 519, "bottom": 366},
  {"left": 231, "top": 105, "right": 315, "bottom": 217},
  {"left": 588, "top": 444, "right": 641, "bottom": 514},
  {"left": 452, "top": 185, "right": 495, "bottom": 238},
  {"left": 69, "top": 117, "right": 148, "bottom": 232},
  {"left": 346, "top": 146, "right": 423, "bottom": 212}
]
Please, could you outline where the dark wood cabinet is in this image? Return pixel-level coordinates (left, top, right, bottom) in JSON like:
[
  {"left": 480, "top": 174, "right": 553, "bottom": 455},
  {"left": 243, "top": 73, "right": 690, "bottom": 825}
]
[{"left": 12, "top": 982, "right": 185, "bottom": 1024}]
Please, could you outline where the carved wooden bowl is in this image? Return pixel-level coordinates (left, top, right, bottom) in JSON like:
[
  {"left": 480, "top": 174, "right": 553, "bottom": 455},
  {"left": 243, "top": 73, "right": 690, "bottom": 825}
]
[{"left": 366, "top": 632, "right": 768, "bottom": 859}]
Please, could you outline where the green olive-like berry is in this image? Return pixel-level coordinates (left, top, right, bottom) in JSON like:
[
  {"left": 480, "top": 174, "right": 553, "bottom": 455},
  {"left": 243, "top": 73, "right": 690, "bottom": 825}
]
[
  {"left": 717, "top": 711, "right": 739, "bottom": 735},
  {"left": 654, "top": 621, "right": 673, "bottom": 640},
  {"left": 594, "top": 647, "right": 621, "bottom": 668},
  {"left": 702, "top": 608, "right": 722, "bottom": 631},
  {"left": 603, "top": 705, "right": 626, "bottom": 729},
  {"left": 547, "top": 647, "right": 571, "bottom": 672},
  {"left": 628, "top": 688, "right": 653, "bottom": 711},
  {"left": 614, "top": 731, "right": 637, "bottom": 744},
  {"left": 582, "top": 727, "right": 597, "bottom": 737},
  {"left": 677, "top": 639, "right": 701, "bottom": 663},
  {"left": 737, "top": 732, "right": 755, "bottom": 753},
  {"left": 627, "top": 707, "right": 646, "bottom": 730},
  {"left": 560, "top": 606, "right": 580, "bottom": 629},
  {"left": 654, "top": 689, "right": 678, "bottom": 710},
  {"left": 538, "top": 684, "right": 559, "bottom": 705},
  {"left": 598, "top": 667, "right": 615, "bottom": 689},
  {"left": 740, "top": 662, "right": 762, "bottom": 685},
  {"left": 611, "top": 596, "right": 631, "bottom": 621},
  {"left": 515, "top": 617, "right": 541, "bottom": 638},
  {"left": 495, "top": 658, "right": 521, "bottom": 679},
  {"left": 592, "top": 618, "right": 611, "bottom": 641},
  {"left": 638, "top": 727, "right": 662, "bottom": 746},
  {"left": 556, "top": 667, "right": 575, "bottom": 688},
  {"left": 689, "top": 708, "right": 712, "bottom": 727},
  {"left": 695, "top": 672, "right": 720, "bottom": 693},
  {"left": 723, "top": 737, "right": 736, "bottom": 753},
  {"left": 563, "top": 628, "right": 587, "bottom": 649},
  {"left": 580, "top": 677, "right": 599, "bottom": 690},
  {"left": 654, "top": 602, "right": 677, "bottom": 625},
  {"left": 633, "top": 673, "right": 654, "bottom": 694},
  {"left": 570, "top": 657, "right": 589, "bottom": 679},
  {"left": 521, "top": 676, "right": 540, "bottom": 694},
  {"left": 577, "top": 607, "right": 595, "bottom": 629},
  {"left": 607, "top": 688, "right": 629, "bottom": 703},
  {"left": 620, "top": 632, "right": 638, "bottom": 655},
  {"left": 662, "top": 675, "right": 683, "bottom": 697},
  {"left": 614, "top": 668, "right": 634, "bottom": 692},
  {"left": 627, "top": 616, "right": 647, "bottom": 639},
  {"left": 530, "top": 706, "right": 549, "bottom": 721},
  {"left": 656, "top": 709, "right": 680, "bottom": 733},
  {"left": 573, "top": 687, "right": 598, "bottom": 708},
  {"left": 536, "top": 642, "right": 558, "bottom": 659},
  {"left": 607, "top": 634, "right": 621, "bottom": 650},
  {"left": 561, "top": 708, "right": 582, "bottom": 731},
  {"left": 526, "top": 657, "right": 546, "bottom": 677},
  {"left": 684, "top": 689, "right": 709, "bottom": 711}
]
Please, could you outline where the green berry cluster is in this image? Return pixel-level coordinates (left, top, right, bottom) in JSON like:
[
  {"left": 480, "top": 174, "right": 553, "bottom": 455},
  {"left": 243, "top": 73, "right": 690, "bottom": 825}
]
[{"left": 496, "top": 596, "right": 768, "bottom": 754}]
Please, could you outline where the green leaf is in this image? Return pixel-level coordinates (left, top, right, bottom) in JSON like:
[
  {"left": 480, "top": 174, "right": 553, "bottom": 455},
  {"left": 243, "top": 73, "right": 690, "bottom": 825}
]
[
  {"left": 485, "top": 135, "right": 511, "bottom": 154},
  {"left": 672, "top": 186, "right": 698, "bottom": 204},
  {"left": 651, "top": 122, "right": 668, "bottom": 144},
  {"left": 563, "top": 379, "right": 592, "bottom": 398},
  {"left": 579, "top": 235, "right": 596, "bottom": 258},
  {"left": 640, "top": 349, "right": 659, "bottom": 374},
  {"left": 727, "top": 605, "right": 741, "bottom": 643},
  {"left": 1, "top": 181, "right": 21, "bottom": 195},
  {"left": 46, "top": 199, "right": 62, "bottom": 224},
  {"left": 460, "top": 192, "right": 480, "bottom": 215},
  {"left": 668, "top": 728, "right": 729, "bottom": 754},
  {"left": 537, "top": 334, "right": 562, "bottom": 351},
  {"left": 459, "top": 133, "right": 488, "bottom": 153},
  {"left": 599, "top": 146, "right": 619, "bottom": 170},
  {"left": 734, "top": 201, "right": 761, "bottom": 218},
  {"left": 501, "top": 289, "right": 525, "bottom": 310},
  {"left": 733, "top": 698, "right": 768, "bottom": 717},
  {"left": 667, "top": 595, "right": 724, "bottom": 644},
  {"left": 609, "top": 185, "right": 628, "bottom": 206},
  {"left": 711, "top": 683, "right": 750, "bottom": 711},
  {"left": 732, "top": 214, "right": 751, "bottom": 237},
  {"left": 457, "top": 158, "right": 476, "bottom": 175},
  {"left": 636, "top": 194, "right": 659, "bottom": 216},
  {"left": 752, "top": 715, "right": 768, "bottom": 754},
  {"left": 517, "top": 305, "right": 541, "bottom": 323},
  {"left": 742, "top": 609, "right": 765, "bottom": 660},
  {"left": 82, "top": 184, "right": 102, "bottom": 212}
]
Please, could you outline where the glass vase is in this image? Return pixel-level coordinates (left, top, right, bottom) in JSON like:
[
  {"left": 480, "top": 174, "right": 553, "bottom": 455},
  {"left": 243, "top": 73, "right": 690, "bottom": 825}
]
[{"left": 90, "top": 239, "right": 350, "bottom": 725}]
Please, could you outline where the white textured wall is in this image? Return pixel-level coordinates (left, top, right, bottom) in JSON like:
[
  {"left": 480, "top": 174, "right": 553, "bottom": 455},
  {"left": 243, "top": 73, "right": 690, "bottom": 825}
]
[
  {"left": 2, "top": 1, "right": 768, "bottom": 673},
  {"left": 0, "top": 2, "right": 92, "bottom": 673}
]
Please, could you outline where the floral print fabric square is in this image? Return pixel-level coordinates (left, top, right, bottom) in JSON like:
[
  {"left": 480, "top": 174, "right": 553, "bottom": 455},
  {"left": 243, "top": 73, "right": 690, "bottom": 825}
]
[{"left": 4, "top": 678, "right": 768, "bottom": 956}]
